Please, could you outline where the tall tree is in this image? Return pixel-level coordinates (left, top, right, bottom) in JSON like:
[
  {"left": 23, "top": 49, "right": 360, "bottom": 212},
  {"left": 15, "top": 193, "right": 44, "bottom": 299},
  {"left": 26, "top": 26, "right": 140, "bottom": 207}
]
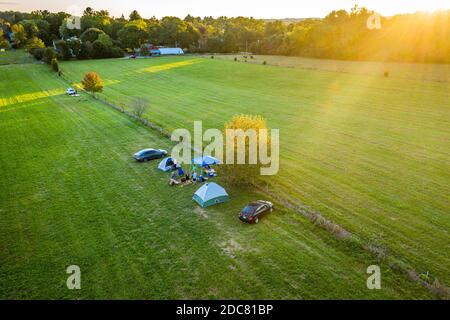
[{"left": 129, "top": 10, "right": 142, "bottom": 21}]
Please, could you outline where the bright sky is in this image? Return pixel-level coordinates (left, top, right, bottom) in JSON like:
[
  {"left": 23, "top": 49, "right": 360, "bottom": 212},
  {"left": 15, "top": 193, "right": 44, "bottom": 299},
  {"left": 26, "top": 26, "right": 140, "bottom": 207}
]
[{"left": 1, "top": 0, "right": 449, "bottom": 19}]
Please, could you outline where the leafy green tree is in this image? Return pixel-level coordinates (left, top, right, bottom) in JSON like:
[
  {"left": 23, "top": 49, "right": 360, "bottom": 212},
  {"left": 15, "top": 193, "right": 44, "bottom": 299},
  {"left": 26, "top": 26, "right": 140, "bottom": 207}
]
[
  {"left": 154, "top": 16, "right": 186, "bottom": 46},
  {"left": 44, "top": 12, "right": 69, "bottom": 40},
  {"left": 25, "top": 36, "right": 45, "bottom": 51},
  {"left": 20, "top": 20, "right": 38, "bottom": 38},
  {"left": 11, "top": 23, "right": 27, "bottom": 47},
  {"left": 105, "top": 19, "right": 126, "bottom": 40},
  {"left": 35, "top": 19, "right": 51, "bottom": 45},
  {"left": 81, "top": 9, "right": 110, "bottom": 31},
  {"left": 117, "top": 20, "right": 148, "bottom": 48},
  {"left": 129, "top": 10, "right": 142, "bottom": 21},
  {"left": 0, "top": 29, "right": 10, "bottom": 49}
]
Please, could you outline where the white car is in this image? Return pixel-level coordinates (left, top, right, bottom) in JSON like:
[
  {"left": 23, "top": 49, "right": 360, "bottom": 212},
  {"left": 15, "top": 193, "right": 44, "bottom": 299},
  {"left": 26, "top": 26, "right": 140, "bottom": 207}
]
[{"left": 66, "top": 88, "right": 76, "bottom": 95}]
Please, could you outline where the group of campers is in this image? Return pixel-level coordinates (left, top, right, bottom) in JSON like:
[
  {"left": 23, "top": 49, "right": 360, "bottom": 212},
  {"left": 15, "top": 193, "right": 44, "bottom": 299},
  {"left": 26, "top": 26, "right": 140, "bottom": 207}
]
[
  {"left": 158, "top": 155, "right": 219, "bottom": 186},
  {"left": 156, "top": 155, "right": 229, "bottom": 208},
  {"left": 169, "top": 164, "right": 216, "bottom": 186}
]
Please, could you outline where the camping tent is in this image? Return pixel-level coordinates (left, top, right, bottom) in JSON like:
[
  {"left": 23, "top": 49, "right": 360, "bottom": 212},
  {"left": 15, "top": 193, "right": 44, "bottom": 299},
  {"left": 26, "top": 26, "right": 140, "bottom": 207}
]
[
  {"left": 158, "top": 157, "right": 176, "bottom": 171},
  {"left": 192, "top": 182, "right": 229, "bottom": 208},
  {"left": 192, "top": 156, "right": 220, "bottom": 167}
]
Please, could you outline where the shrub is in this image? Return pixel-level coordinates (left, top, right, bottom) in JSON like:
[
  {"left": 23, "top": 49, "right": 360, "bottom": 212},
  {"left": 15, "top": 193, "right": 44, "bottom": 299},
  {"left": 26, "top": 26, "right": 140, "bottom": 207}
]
[
  {"left": 51, "top": 57, "right": 59, "bottom": 72},
  {"left": 97, "top": 33, "right": 113, "bottom": 48},
  {"left": 234, "top": 57, "right": 237, "bottom": 62},
  {"left": 91, "top": 40, "right": 110, "bottom": 59},
  {"left": 77, "top": 41, "right": 92, "bottom": 60},
  {"left": 110, "top": 46, "right": 125, "bottom": 58},
  {"left": 54, "top": 39, "right": 71, "bottom": 60},
  {"left": 80, "top": 28, "right": 105, "bottom": 43},
  {"left": 130, "top": 97, "right": 149, "bottom": 119},
  {"left": 81, "top": 72, "right": 103, "bottom": 95},
  {"left": 263, "top": 60, "right": 267, "bottom": 65},
  {"left": 42, "top": 47, "right": 57, "bottom": 64},
  {"left": 25, "top": 37, "right": 45, "bottom": 51},
  {"left": 211, "top": 55, "right": 214, "bottom": 59},
  {"left": 30, "top": 47, "right": 45, "bottom": 60}
]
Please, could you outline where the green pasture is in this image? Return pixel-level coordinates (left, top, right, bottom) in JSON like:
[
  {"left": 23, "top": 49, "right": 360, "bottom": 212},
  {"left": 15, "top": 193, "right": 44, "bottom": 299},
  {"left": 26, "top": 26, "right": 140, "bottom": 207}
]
[
  {"left": 60, "top": 55, "right": 450, "bottom": 286},
  {"left": 0, "top": 61, "right": 434, "bottom": 299}
]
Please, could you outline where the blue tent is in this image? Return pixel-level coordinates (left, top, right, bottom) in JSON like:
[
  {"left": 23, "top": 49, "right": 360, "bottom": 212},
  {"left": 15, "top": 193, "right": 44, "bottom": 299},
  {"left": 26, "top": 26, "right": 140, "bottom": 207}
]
[
  {"left": 192, "top": 183, "right": 229, "bottom": 208},
  {"left": 192, "top": 155, "right": 220, "bottom": 167},
  {"left": 158, "top": 157, "right": 176, "bottom": 172}
]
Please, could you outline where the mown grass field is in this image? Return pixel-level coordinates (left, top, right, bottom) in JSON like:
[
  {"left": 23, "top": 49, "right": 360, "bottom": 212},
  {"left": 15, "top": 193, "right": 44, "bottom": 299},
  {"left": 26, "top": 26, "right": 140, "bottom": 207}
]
[
  {"left": 0, "top": 61, "right": 433, "bottom": 299},
  {"left": 0, "top": 49, "right": 35, "bottom": 65},
  {"left": 215, "top": 54, "right": 450, "bottom": 82},
  {"left": 60, "top": 55, "right": 450, "bottom": 287}
]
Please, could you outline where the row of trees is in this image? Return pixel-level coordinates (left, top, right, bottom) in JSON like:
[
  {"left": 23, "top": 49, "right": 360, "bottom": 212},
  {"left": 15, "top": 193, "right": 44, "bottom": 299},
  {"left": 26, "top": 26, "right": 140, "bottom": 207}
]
[{"left": 1, "top": 7, "right": 449, "bottom": 63}]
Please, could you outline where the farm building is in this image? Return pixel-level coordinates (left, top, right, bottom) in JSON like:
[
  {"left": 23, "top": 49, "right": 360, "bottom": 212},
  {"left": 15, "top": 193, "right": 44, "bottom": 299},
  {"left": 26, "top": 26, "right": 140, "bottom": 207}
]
[{"left": 153, "top": 48, "right": 184, "bottom": 55}]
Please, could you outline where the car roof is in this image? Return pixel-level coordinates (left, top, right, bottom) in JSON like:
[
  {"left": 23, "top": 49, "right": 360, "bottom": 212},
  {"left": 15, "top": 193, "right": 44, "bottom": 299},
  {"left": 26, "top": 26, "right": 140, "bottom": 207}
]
[{"left": 247, "top": 202, "right": 262, "bottom": 207}]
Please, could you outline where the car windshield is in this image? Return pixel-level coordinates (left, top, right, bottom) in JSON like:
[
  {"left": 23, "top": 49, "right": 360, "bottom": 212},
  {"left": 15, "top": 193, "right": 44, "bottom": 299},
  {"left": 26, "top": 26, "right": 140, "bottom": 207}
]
[
  {"left": 242, "top": 205, "right": 257, "bottom": 215},
  {"left": 137, "top": 149, "right": 152, "bottom": 155}
]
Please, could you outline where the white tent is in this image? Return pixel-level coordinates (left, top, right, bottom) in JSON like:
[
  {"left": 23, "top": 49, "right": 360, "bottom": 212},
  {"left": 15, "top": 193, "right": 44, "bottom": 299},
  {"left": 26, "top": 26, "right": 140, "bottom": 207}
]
[{"left": 158, "top": 157, "right": 176, "bottom": 172}]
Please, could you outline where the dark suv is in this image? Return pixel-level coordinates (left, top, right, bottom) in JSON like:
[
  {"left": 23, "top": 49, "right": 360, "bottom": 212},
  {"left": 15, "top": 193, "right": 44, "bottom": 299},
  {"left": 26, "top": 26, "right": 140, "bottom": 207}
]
[
  {"left": 239, "top": 200, "right": 273, "bottom": 224},
  {"left": 133, "top": 148, "right": 167, "bottom": 162}
]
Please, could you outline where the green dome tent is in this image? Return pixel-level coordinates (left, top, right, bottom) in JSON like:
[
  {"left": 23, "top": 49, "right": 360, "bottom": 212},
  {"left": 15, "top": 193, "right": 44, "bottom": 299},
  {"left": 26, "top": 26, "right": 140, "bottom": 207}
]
[{"left": 192, "top": 182, "right": 229, "bottom": 208}]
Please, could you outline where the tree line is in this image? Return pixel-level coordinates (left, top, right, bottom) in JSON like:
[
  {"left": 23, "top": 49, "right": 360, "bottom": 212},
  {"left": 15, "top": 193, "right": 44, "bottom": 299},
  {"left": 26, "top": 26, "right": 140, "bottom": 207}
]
[{"left": 1, "top": 6, "right": 449, "bottom": 63}]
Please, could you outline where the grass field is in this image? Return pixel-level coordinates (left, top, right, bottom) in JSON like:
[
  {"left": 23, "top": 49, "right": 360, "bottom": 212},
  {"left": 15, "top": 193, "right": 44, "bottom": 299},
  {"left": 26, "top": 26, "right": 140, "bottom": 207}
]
[
  {"left": 215, "top": 54, "right": 450, "bottom": 82},
  {"left": 0, "top": 49, "right": 35, "bottom": 65},
  {"left": 60, "top": 55, "right": 450, "bottom": 287},
  {"left": 0, "top": 62, "right": 434, "bottom": 299}
]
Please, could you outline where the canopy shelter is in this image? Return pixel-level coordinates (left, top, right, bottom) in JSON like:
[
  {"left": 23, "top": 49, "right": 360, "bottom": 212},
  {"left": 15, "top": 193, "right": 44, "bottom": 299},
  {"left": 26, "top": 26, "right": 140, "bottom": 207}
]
[
  {"left": 192, "top": 182, "right": 229, "bottom": 208},
  {"left": 158, "top": 157, "right": 176, "bottom": 172},
  {"left": 192, "top": 156, "right": 221, "bottom": 167}
]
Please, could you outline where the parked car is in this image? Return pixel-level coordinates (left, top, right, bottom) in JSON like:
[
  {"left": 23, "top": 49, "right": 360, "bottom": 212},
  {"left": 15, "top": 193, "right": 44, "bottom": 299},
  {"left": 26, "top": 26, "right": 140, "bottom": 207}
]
[
  {"left": 66, "top": 88, "right": 76, "bottom": 95},
  {"left": 133, "top": 148, "right": 167, "bottom": 162},
  {"left": 239, "top": 200, "right": 273, "bottom": 224}
]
